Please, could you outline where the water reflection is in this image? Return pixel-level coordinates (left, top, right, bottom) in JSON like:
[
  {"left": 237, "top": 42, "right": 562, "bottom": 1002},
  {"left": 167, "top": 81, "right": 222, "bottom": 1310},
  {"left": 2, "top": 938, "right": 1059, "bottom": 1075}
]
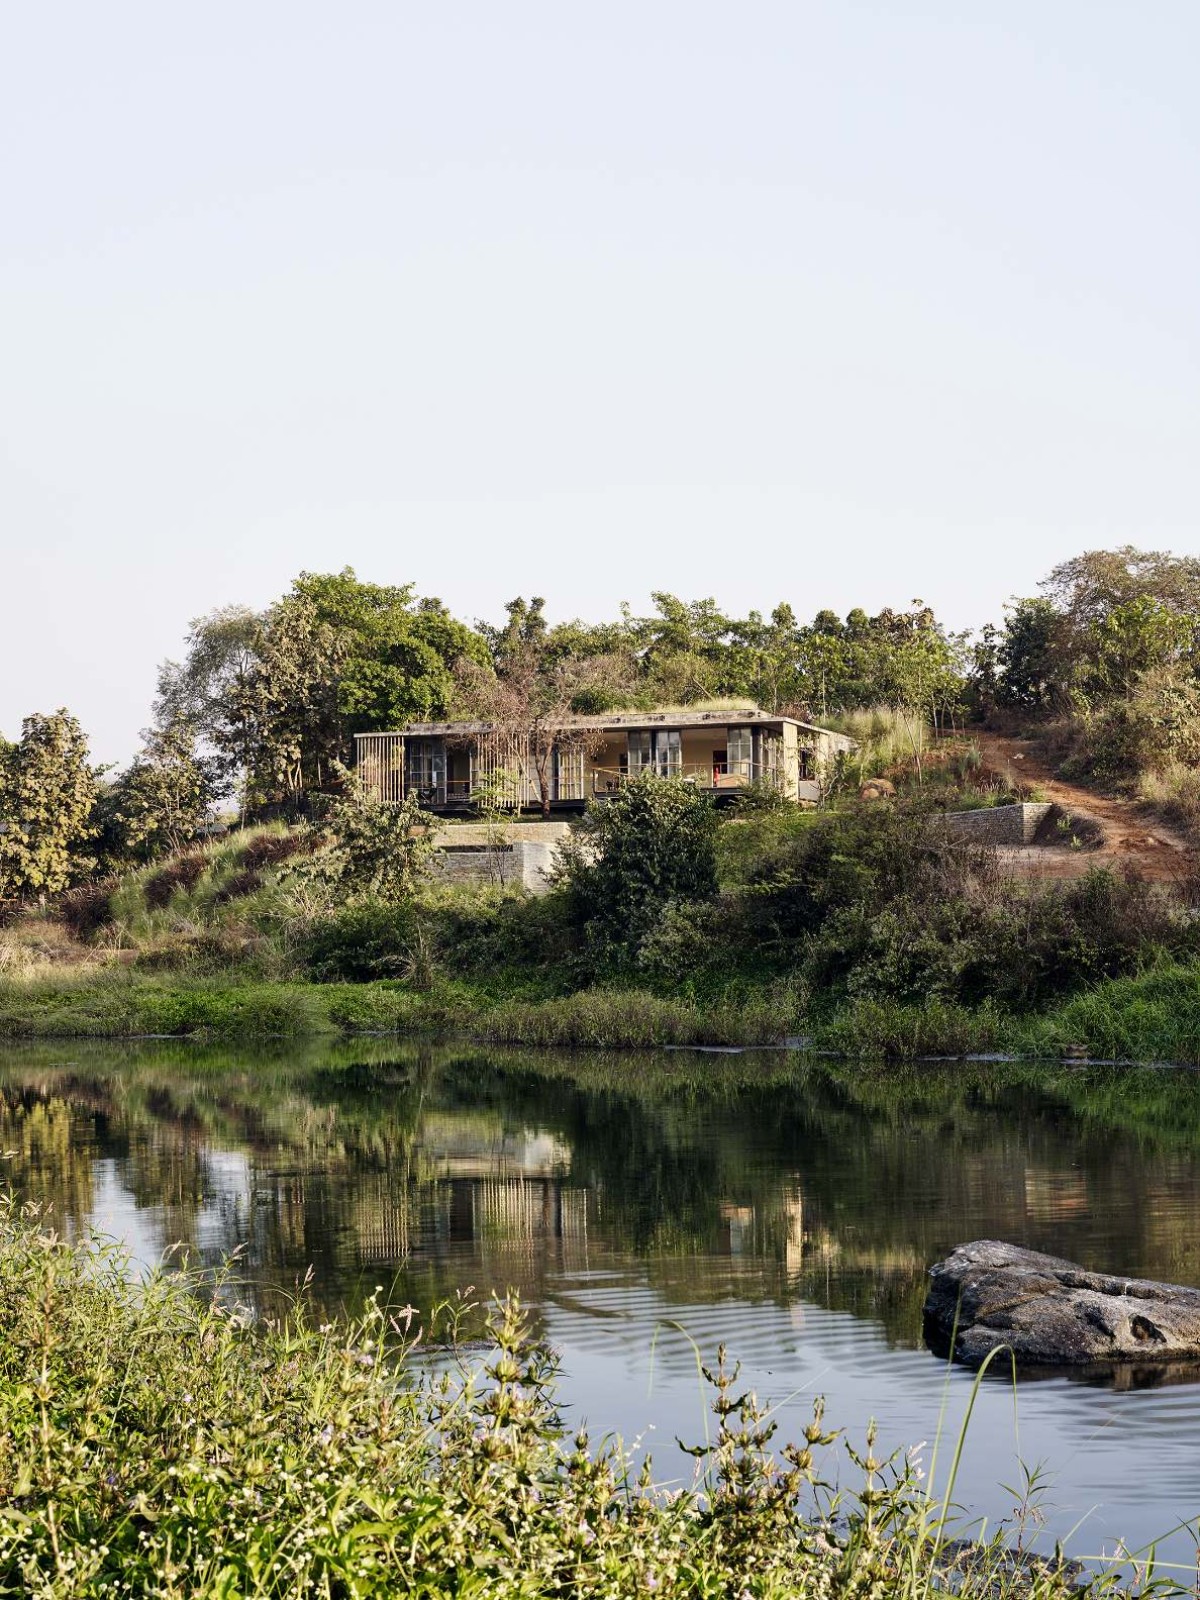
[{"left": 4, "top": 1039, "right": 1200, "bottom": 1562}]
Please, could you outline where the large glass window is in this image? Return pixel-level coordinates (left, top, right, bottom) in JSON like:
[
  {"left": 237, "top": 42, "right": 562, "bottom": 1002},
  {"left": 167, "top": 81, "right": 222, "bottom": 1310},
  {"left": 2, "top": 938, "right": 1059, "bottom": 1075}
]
[
  {"left": 627, "top": 731, "right": 653, "bottom": 775},
  {"left": 654, "top": 729, "right": 682, "bottom": 777},
  {"left": 727, "top": 727, "right": 754, "bottom": 780},
  {"left": 626, "top": 730, "right": 681, "bottom": 778},
  {"left": 405, "top": 738, "right": 446, "bottom": 799}
]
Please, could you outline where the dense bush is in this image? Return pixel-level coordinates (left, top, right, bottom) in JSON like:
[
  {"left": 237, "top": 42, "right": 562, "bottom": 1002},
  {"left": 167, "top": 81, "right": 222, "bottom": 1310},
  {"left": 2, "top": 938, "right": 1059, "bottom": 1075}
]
[
  {"left": 303, "top": 891, "right": 577, "bottom": 992},
  {"left": 741, "top": 804, "right": 1200, "bottom": 1011},
  {"left": 557, "top": 777, "right": 719, "bottom": 975}
]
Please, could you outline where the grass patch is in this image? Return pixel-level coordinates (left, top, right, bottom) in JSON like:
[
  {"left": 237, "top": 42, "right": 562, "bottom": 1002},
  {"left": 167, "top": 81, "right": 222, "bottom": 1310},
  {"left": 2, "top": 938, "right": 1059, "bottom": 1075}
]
[{"left": 813, "top": 998, "right": 1003, "bottom": 1058}]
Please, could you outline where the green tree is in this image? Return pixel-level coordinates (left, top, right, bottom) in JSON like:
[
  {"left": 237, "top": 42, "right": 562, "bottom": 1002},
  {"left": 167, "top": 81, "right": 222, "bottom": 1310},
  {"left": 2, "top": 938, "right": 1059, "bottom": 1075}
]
[
  {"left": 994, "top": 596, "right": 1063, "bottom": 714},
  {"left": 1087, "top": 596, "right": 1196, "bottom": 700},
  {"left": 557, "top": 777, "right": 719, "bottom": 972},
  {"left": 157, "top": 570, "right": 489, "bottom": 805},
  {"left": 155, "top": 606, "right": 265, "bottom": 795},
  {"left": 96, "top": 725, "right": 220, "bottom": 865},
  {"left": 295, "top": 774, "right": 435, "bottom": 903},
  {"left": 0, "top": 711, "right": 98, "bottom": 900}
]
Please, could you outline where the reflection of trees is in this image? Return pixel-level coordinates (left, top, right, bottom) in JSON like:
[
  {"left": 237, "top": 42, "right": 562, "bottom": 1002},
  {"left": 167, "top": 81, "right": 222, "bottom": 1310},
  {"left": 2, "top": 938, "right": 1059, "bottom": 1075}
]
[
  {"left": 0, "top": 1093, "right": 95, "bottom": 1228},
  {"left": 4, "top": 1042, "right": 1200, "bottom": 1345}
]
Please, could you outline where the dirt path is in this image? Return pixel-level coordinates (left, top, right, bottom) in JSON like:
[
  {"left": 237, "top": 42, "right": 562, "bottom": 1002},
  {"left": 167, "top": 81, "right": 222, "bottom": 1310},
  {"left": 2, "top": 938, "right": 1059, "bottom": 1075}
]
[{"left": 973, "top": 731, "right": 1195, "bottom": 882}]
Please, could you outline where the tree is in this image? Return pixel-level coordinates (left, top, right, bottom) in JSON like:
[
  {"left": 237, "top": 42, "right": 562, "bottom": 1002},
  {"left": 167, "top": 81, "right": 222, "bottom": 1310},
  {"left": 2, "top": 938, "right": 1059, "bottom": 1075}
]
[
  {"left": 0, "top": 711, "right": 98, "bottom": 900},
  {"left": 457, "top": 598, "right": 635, "bottom": 817},
  {"left": 1041, "top": 546, "right": 1200, "bottom": 632},
  {"left": 292, "top": 775, "right": 435, "bottom": 903},
  {"left": 557, "top": 776, "right": 719, "bottom": 972},
  {"left": 155, "top": 606, "right": 265, "bottom": 797},
  {"left": 96, "top": 725, "right": 220, "bottom": 865},
  {"left": 157, "top": 570, "right": 489, "bottom": 806},
  {"left": 994, "top": 597, "right": 1064, "bottom": 714},
  {"left": 1086, "top": 597, "right": 1196, "bottom": 700}
]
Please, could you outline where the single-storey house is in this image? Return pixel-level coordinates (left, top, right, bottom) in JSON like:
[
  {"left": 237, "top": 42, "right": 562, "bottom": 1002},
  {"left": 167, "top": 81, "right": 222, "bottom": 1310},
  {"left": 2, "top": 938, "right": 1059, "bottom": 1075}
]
[{"left": 354, "top": 706, "right": 855, "bottom": 813}]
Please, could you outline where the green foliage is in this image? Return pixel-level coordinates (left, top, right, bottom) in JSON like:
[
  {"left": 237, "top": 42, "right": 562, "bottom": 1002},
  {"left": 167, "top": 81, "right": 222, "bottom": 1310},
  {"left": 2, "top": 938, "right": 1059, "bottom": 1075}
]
[
  {"left": 93, "top": 724, "right": 220, "bottom": 867},
  {"left": 558, "top": 778, "right": 719, "bottom": 974},
  {"left": 157, "top": 569, "right": 487, "bottom": 804},
  {"left": 293, "top": 781, "right": 436, "bottom": 905},
  {"left": 0, "top": 710, "right": 98, "bottom": 901},
  {"left": 743, "top": 804, "right": 1200, "bottom": 1010},
  {"left": 990, "top": 549, "right": 1200, "bottom": 746}
]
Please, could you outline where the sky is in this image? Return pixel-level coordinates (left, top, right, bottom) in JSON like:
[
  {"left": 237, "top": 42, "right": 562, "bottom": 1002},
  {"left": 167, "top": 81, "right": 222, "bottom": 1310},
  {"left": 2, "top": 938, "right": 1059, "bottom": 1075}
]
[{"left": 2, "top": 3, "right": 1198, "bottom": 766}]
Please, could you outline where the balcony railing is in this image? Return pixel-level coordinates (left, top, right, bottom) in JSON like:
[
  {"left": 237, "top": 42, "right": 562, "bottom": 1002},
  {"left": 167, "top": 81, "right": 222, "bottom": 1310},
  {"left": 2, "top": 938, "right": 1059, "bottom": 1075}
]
[
  {"left": 589, "top": 761, "right": 784, "bottom": 796},
  {"left": 407, "top": 778, "right": 474, "bottom": 807},
  {"left": 401, "top": 763, "right": 794, "bottom": 807}
]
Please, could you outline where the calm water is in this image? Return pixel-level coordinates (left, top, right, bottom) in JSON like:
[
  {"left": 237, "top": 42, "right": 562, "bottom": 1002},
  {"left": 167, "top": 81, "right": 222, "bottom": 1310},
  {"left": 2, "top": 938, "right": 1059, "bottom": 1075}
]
[{"left": 4, "top": 1038, "right": 1200, "bottom": 1568}]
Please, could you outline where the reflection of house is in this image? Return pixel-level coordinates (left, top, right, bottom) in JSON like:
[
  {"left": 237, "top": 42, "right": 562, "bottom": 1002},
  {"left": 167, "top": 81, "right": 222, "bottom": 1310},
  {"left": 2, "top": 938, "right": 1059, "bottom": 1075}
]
[{"left": 355, "top": 707, "right": 855, "bottom": 813}]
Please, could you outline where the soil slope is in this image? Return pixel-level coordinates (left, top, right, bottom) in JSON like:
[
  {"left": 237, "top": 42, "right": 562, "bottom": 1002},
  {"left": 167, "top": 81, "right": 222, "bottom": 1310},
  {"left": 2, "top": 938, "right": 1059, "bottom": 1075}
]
[{"left": 975, "top": 731, "right": 1194, "bottom": 882}]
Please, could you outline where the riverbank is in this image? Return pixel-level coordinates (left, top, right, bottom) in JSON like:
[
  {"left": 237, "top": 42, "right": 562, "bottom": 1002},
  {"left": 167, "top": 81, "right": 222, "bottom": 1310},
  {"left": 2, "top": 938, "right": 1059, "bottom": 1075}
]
[
  {"left": 2, "top": 960, "right": 1200, "bottom": 1061},
  {"left": 0, "top": 1206, "right": 1141, "bottom": 1598}
]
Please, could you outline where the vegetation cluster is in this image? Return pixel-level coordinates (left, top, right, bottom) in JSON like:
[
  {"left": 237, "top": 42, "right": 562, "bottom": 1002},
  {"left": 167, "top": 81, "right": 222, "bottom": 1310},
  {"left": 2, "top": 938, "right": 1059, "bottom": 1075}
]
[
  {"left": 5, "top": 546, "right": 1200, "bottom": 1060},
  {"left": 0, "top": 1202, "right": 1129, "bottom": 1600}
]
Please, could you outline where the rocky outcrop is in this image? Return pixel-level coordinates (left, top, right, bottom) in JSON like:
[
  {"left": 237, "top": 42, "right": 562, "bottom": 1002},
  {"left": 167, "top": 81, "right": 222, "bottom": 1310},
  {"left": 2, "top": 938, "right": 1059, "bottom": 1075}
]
[{"left": 924, "top": 1240, "right": 1200, "bottom": 1369}]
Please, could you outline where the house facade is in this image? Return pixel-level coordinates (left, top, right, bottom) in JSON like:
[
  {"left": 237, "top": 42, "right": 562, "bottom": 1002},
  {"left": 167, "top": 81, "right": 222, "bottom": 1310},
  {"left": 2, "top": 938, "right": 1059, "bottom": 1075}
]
[{"left": 354, "top": 706, "right": 855, "bottom": 812}]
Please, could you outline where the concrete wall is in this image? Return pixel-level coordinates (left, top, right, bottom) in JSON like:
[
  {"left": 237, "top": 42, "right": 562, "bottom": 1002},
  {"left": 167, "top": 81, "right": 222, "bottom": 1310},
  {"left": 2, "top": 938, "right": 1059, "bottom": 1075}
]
[
  {"left": 429, "top": 821, "right": 569, "bottom": 893},
  {"left": 941, "top": 803, "right": 1053, "bottom": 845}
]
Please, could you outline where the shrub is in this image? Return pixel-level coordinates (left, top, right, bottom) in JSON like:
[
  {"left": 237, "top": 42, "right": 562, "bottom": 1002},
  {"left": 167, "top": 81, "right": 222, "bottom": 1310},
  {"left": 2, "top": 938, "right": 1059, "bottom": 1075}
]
[
  {"left": 744, "top": 803, "right": 1200, "bottom": 1011},
  {"left": 303, "top": 902, "right": 428, "bottom": 983},
  {"left": 557, "top": 778, "right": 718, "bottom": 976},
  {"left": 55, "top": 879, "right": 116, "bottom": 939},
  {"left": 211, "top": 866, "right": 264, "bottom": 904}
]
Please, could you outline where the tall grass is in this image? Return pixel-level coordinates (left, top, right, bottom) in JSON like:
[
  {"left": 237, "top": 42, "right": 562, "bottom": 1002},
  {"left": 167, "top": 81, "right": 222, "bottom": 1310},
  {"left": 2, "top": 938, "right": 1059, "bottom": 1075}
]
[
  {"left": 814, "top": 998, "right": 1002, "bottom": 1058},
  {"left": 1015, "top": 964, "right": 1200, "bottom": 1065},
  {"left": 481, "top": 987, "right": 801, "bottom": 1048},
  {"left": 1136, "top": 761, "right": 1200, "bottom": 840},
  {"left": 0, "top": 1205, "right": 1134, "bottom": 1599},
  {"left": 829, "top": 705, "right": 932, "bottom": 775}
]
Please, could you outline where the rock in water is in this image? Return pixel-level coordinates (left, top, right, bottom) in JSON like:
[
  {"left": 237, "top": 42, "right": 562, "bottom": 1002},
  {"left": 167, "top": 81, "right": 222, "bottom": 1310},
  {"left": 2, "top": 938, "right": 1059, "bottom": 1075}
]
[{"left": 924, "top": 1240, "right": 1200, "bottom": 1368}]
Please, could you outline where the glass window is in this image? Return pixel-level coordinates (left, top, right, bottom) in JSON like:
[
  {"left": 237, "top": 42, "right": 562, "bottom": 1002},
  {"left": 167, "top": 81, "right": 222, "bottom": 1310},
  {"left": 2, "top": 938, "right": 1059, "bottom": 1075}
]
[
  {"left": 654, "top": 729, "right": 682, "bottom": 777},
  {"left": 627, "top": 731, "right": 653, "bottom": 774},
  {"left": 405, "top": 739, "right": 445, "bottom": 797},
  {"left": 727, "top": 727, "right": 753, "bottom": 780}
]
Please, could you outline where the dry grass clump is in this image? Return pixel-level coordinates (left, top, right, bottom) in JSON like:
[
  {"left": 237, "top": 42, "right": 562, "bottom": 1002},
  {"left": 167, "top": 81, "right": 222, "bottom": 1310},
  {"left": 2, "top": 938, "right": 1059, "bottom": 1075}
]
[
  {"left": 56, "top": 879, "right": 117, "bottom": 939},
  {"left": 0, "top": 916, "right": 112, "bottom": 978},
  {"left": 211, "top": 866, "right": 264, "bottom": 905},
  {"left": 239, "top": 829, "right": 318, "bottom": 870},
  {"left": 1137, "top": 761, "right": 1200, "bottom": 840}
]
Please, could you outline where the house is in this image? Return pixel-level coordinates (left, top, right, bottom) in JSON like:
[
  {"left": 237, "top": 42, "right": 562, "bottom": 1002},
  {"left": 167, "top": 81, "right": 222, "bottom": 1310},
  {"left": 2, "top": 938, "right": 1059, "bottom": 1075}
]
[{"left": 354, "top": 705, "right": 855, "bottom": 813}]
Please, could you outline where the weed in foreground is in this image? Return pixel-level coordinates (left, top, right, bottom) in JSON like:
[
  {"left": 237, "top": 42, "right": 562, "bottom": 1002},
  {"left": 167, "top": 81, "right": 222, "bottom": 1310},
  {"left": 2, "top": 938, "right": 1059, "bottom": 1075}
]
[{"left": 0, "top": 1203, "right": 1176, "bottom": 1598}]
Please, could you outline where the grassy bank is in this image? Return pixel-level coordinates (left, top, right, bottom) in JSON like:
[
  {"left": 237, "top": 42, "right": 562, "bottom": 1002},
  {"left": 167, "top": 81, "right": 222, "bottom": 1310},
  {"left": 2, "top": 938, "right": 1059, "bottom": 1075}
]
[
  {"left": 2, "top": 961, "right": 1200, "bottom": 1061},
  {"left": 0, "top": 1206, "right": 1136, "bottom": 1598},
  {"left": 0, "top": 971, "right": 803, "bottom": 1049},
  {"left": 6, "top": 812, "right": 1200, "bottom": 1061}
]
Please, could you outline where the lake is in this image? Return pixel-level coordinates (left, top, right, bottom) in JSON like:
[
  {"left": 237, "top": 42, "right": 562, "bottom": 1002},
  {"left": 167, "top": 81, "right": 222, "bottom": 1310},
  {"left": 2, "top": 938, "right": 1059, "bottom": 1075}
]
[{"left": 3, "top": 1037, "right": 1200, "bottom": 1570}]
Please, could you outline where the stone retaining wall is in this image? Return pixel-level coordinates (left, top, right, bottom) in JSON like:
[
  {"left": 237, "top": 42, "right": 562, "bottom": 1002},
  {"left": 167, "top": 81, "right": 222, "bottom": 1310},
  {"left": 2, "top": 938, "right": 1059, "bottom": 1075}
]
[
  {"left": 940, "top": 802, "right": 1054, "bottom": 846},
  {"left": 429, "top": 821, "right": 569, "bottom": 894}
]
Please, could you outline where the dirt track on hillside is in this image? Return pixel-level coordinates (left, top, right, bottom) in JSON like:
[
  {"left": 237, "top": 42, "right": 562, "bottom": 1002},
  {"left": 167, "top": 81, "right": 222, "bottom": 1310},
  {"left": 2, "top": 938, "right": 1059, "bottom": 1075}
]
[{"left": 973, "top": 732, "right": 1195, "bottom": 883}]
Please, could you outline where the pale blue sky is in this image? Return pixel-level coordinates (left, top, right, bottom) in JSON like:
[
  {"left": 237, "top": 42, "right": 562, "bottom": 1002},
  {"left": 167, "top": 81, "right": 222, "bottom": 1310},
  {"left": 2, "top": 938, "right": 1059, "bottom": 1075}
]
[{"left": 3, "top": 3, "right": 1198, "bottom": 764}]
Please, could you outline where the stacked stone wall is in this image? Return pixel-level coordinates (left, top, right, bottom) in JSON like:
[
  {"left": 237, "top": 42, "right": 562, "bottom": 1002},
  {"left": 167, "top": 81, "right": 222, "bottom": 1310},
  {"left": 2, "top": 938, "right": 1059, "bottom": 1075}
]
[{"left": 940, "top": 803, "right": 1054, "bottom": 846}]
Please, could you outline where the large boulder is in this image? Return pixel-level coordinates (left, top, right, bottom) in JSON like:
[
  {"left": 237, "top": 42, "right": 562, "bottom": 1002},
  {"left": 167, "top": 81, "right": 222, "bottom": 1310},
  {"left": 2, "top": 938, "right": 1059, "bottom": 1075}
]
[{"left": 924, "top": 1240, "right": 1200, "bottom": 1369}]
